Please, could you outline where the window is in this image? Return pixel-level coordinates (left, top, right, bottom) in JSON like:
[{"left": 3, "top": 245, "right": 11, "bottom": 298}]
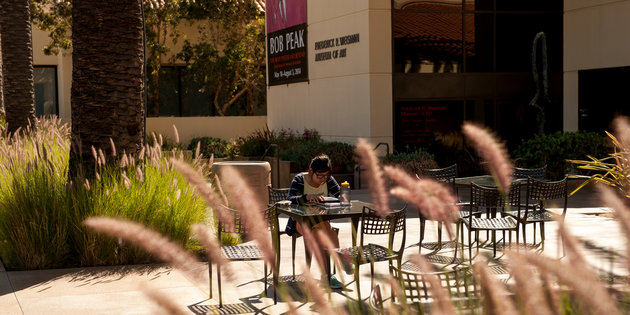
[
  {"left": 147, "top": 66, "right": 213, "bottom": 117},
  {"left": 146, "top": 66, "right": 267, "bottom": 117},
  {"left": 33, "top": 66, "right": 58, "bottom": 117}
]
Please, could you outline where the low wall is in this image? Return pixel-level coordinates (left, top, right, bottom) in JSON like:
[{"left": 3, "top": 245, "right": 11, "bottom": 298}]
[{"left": 147, "top": 116, "right": 268, "bottom": 146}]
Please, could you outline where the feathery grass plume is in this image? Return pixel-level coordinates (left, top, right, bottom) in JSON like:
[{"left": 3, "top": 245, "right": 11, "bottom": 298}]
[
  {"left": 213, "top": 174, "right": 229, "bottom": 206},
  {"left": 540, "top": 271, "right": 563, "bottom": 315},
  {"left": 140, "top": 284, "right": 188, "bottom": 315},
  {"left": 355, "top": 138, "right": 390, "bottom": 216},
  {"left": 191, "top": 223, "right": 234, "bottom": 282},
  {"left": 410, "top": 254, "right": 456, "bottom": 315},
  {"left": 84, "top": 179, "right": 91, "bottom": 191},
  {"left": 462, "top": 122, "right": 513, "bottom": 193},
  {"left": 472, "top": 260, "right": 518, "bottom": 315},
  {"left": 300, "top": 223, "right": 326, "bottom": 271},
  {"left": 91, "top": 146, "right": 98, "bottom": 162},
  {"left": 301, "top": 266, "right": 343, "bottom": 315},
  {"left": 387, "top": 274, "right": 405, "bottom": 314},
  {"left": 314, "top": 228, "right": 346, "bottom": 283},
  {"left": 598, "top": 184, "right": 630, "bottom": 273},
  {"left": 136, "top": 166, "right": 144, "bottom": 182},
  {"left": 171, "top": 159, "right": 234, "bottom": 232},
  {"left": 172, "top": 125, "right": 180, "bottom": 144},
  {"left": 121, "top": 172, "right": 131, "bottom": 190},
  {"left": 504, "top": 252, "right": 553, "bottom": 315},
  {"left": 84, "top": 217, "right": 208, "bottom": 286},
  {"left": 509, "top": 249, "right": 622, "bottom": 315},
  {"left": 613, "top": 116, "right": 630, "bottom": 152},
  {"left": 220, "top": 166, "right": 275, "bottom": 268},
  {"left": 194, "top": 141, "right": 201, "bottom": 159},
  {"left": 385, "top": 165, "right": 458, "bottom": 237},
  {"left": 109, "top": 138, "right": 117, "bottom": 157}
]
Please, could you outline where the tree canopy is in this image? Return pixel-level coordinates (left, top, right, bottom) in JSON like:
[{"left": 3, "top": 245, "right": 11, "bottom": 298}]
[{"left": 31, "top": 0, "right": 266, "bottom": 116}]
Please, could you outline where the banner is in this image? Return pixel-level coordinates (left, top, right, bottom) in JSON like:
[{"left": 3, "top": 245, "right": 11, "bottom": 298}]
[{"left": 267, "top": 0, "right": 308, "bottom": 86}]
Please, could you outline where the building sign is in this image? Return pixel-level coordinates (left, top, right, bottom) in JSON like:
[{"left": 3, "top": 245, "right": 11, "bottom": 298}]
[
  {"left": 267, "top": 0, "right": 308, "bottom": 86},
  {"left": 394, "top": 101, "right": 463, "bottom": 148},
  {"left": 314, "top": 33, "right": 360, "bottom": 62}
]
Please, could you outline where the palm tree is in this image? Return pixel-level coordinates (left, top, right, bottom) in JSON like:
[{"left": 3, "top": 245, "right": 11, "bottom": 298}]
[
  {"left": 70, "top": 0, "right": 145, "bottom": 177},
  {"left": 0, "top": 0, "right": 36, "bottom": 134}
]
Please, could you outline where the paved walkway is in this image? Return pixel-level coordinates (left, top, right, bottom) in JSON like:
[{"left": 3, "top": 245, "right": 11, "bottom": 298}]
[{"left": 0, "top": 184, "right": 624, "bottom": 314}]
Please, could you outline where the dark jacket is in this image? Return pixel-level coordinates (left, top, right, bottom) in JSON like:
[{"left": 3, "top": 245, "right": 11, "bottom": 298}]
[{"left": 284, "top": 172, "right": 340, "bottom": 236}]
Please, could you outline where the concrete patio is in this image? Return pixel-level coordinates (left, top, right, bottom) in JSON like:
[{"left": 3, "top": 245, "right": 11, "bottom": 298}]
[{"left": 0, "top": 184, "right": 624, "bottom": 314}]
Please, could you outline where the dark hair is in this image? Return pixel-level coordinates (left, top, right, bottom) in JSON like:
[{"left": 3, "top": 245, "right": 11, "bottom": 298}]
[{"left": 309, "top": 154, "right": 331, "bottom": 173}]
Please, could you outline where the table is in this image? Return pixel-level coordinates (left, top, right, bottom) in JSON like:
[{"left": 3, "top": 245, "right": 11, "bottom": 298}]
[{"left": 276, "top": 200, "right": 371, "bottom": 269}]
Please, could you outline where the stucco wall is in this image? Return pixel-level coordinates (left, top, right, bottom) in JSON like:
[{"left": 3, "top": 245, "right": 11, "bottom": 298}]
[
  {"left": 564, "top": 0, "right": 630, "bottom": 131},
  {"left": 31, "top": 24, "right": 265, "bottom": 144},
  {"left": 267, "top": 0, "right": 393, "bottom": 146}
]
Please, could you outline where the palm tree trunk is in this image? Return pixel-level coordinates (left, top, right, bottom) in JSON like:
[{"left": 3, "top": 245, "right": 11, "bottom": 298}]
[
  {"left": 0, "top": 0, "right": 36, "bottom": 134},
  {"left": 70, "top": 0, "right": 145, "bottom": 178}
]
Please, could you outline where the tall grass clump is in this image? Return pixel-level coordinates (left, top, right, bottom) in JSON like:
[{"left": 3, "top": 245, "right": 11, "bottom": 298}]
[
  {"left": 0, "top": 118, "right": 212, "bottom": 269},
  {"left": 0, "top": 118, "right": 71, "bottom": 269}
]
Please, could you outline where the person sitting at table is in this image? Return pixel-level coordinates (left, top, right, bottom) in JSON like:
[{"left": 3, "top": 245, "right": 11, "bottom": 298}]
[{"left": 285, "top": 153, "right": 349, "bottom": 288}]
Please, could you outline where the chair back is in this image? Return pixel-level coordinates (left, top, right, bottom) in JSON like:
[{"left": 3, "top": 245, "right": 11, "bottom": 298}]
[
  {"left": 526, "top": 176, "right": 568, "bottom": 216},
  {"left": 390, "top": 264, "right": 479, "bottom": 309},
  {"left": 469, "top": 182, "right": 521, "bottom": 220},
  {"left": 218, "top": 205, "right": 276, "bottom": 235},
  {"left": 360, "top": 205, "right": 407, "bottom": 250},
  {"left": 419, "top": 164, "right": 457, "bottom": 182},
  {"left": 267, "top": 185, "right": 290, "bottom": 204},
  {"left": 513, "top": 165, "right": 547, "bottom": 180}
]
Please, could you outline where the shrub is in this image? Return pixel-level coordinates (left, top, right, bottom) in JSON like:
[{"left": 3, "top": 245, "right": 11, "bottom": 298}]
[
  {"left": 188, "top": 136, "right": 228, "bottom": 158},
  {"left": 382, "top": 147, "right": 438, "bottom": 175},
  {"left": 513, "top": 131, "right": 611, "bottom": 180},
  {"left": 0, "top": 117, "right": 223, "bottom": 270}
]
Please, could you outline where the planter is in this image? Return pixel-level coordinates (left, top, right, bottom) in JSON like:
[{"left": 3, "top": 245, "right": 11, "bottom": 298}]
[{"left": 212, "top": 161, "right": 271, "bottom": 205}]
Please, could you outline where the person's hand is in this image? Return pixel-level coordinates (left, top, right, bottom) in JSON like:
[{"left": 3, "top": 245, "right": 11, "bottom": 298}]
[{"left": 306, "top": 194, "right": 324, "bottom": 203}]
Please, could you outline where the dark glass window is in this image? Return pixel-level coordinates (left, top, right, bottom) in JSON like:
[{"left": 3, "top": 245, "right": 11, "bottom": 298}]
[
  {"left": 147, "top": 66, "right": 213, "bottom": 117},
  {"left": 579, "top": 67, "right": 630, "bottom": 132},
  {"left": 33, "top": 66, "right": 58, "bottom": 117}
]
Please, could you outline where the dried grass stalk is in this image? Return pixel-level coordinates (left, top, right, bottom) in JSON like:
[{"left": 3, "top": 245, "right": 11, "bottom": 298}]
[
  {"left": 511, "top": 250, "right": 621, "bottom": 315},
  {"left": 140, "top": 284, "right": 188, "bottom": 315},
  {"left": 409, "top": 254, "right": 456, "bottom": 315},
  {"left": 385, "top": 165, "right": 458, "bottom": 237},
  {"left": 472, "top": 260, "right": 518, "bottom": 315},
  {"left": 598, "top": 184, "right": 630, "bottom": 274},
  {"left": 171, "top": 159, "right": 234, "bottom": 232},
  {"left": 191, "top": 224, "right": 234, "bottom": 282},
  {"left": 83, "top": 217, "right": 207, "bottom": 286},
  {"left": 220, "top": 166, "right": 275, "bottom": 268},
  {"left": 505, "top": 252, "right": 552, "bottom": 315},
  {"left": 462, "top": 122, "right": 513, "bottom": 193},
  {"left": 355, "top": 138, "right": 390, "bottom": 216}
]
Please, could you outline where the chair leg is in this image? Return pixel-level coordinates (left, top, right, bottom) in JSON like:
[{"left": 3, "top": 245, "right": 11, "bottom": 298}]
[
  {"left": 522, "top": 223, "right": 527, "bottom": 246},
  {"left": 264, "top": 263, "right": 268, "bottom": 298},
  {"left": 437, "top": 222, "right": 443, "bottom": 249},
  {"left": 533, "top": 223, "right": 537, "bottom": 244},
  {"left": 370, "top": 261, "right": 375, "bottom": 289},
  {"left": 208, "top": 262, "right": 213, "bottom": 299},
  {"left": 540, "top": 222, "right": 546, "bottom": 250},
  {"left": 492, "top": 231, "right": 496, "bottom": 257},
  {"left": 419, "top": 217, "right": 426, "bottom": 253},
  {"left": 292, "top": 235, "right": 297, "bottom": 278},
  {"left": 354, "top": 261, "right": 361, "bottom": 301},
  {"left": 218, "top": 263, "right": 223, "bottom": 307},
  {"left": 468, "top": 228, "right": 473, "bottom": 265}
]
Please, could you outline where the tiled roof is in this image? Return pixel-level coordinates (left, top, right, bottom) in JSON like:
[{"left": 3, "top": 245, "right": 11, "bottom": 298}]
[{"left": 394, "top": 2, "right": 475, "bottom": 57}]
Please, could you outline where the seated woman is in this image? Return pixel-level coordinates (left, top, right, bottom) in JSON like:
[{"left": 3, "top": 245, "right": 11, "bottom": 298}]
[{"left": 285, "top": 154, "right": 348, "bottom": 288}]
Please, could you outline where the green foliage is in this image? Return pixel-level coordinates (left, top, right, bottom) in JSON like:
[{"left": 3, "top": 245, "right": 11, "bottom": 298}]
[
  {"left": 30, "top": 0, "right": 72, "bottom": 55},
  {"left": 0, "top": 118, "right": 222, "bottom": 270},
  {"left": 146, "top": 133, "right": 185, "bottom": 151},
  {"left": 513, "top": 131, "right": 611, "bottom": 180},
  {"left": 382, "top": 147, "right": 438, "bottom": 175},
  {"left": 188, "top": 136, "right": 228, "bottom": 158},
  {"left": 568, "top": 131, "right": 630, "bottom": 196}
]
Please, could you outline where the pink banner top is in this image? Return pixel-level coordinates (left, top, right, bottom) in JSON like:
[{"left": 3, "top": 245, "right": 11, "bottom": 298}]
[{"left": 266, "top": 0, "right": 307, "bottom": 33}]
